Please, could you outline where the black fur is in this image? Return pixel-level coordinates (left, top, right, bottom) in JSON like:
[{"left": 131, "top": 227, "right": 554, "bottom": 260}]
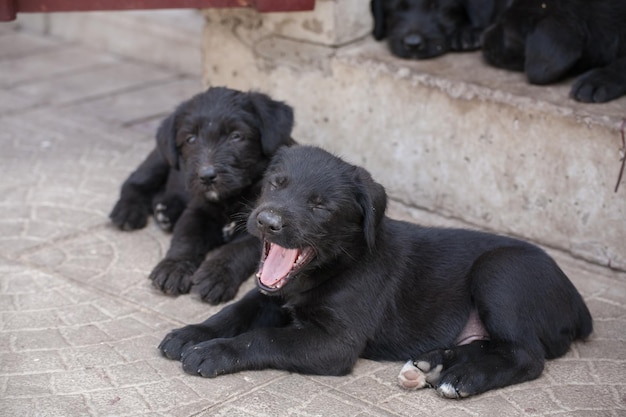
[
  {"left": 159, "top": 145, "right": 592, "bottom": 398},
  {"left": 371, "top": 0, "right": 511, "bottom": 59},
  {"left": 482, "top": 0, "right": 626, "bottom": 102},
  {"left": 110, "top": 87, "right": 295, "bottom": 303}
]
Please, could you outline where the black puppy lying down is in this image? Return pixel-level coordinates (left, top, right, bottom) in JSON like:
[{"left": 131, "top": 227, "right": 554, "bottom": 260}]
[
  {"left": 371, "top": 0, "right": 511, "bottom": 59},
  {"left": 482, "top": 0, "right": 626, "bottom": 103},
  {"left": 159, "top": 145, "right": 592, "bottom": 398},
  {"left": 110, "top": 87, "right": 295, "bottom": 303}
]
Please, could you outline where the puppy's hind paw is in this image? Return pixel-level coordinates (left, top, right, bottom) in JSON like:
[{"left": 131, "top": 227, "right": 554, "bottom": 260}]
[
  {"left": 437, "top": 382, "right": 462, "bottom": 399},
  {"left": 398, "top": 357, "right": 445, "bottom": 391},
  {"left": 398, "top": 360, "right": 429, "bottom": 390}
]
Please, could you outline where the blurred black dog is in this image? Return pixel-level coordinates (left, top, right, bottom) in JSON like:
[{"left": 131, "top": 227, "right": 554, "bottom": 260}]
[
  {"left": 371, "top": 0, "right": 511, "bottom": 59},
  {"left": 158, "top": 145, "right": 592, "bottom": 398},
  {"left": 110, "top": 87, "right": 295, "bottom": 303},
  {"left": 483, "top": 0, "right": 626, "bottom": 102}
]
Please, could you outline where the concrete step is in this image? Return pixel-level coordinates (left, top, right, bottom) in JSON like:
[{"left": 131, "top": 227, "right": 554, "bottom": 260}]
[
  {"left": 14, "top": 9, "right": 204, "bottom": 75},
  {"left": 198, "top": 9, "right": 626, "bottom": 272}
]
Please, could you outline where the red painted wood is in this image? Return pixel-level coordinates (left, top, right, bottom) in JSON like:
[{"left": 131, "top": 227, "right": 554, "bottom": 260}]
[{"left": 1, "top": 0, "right": 314, "bottom": 20}]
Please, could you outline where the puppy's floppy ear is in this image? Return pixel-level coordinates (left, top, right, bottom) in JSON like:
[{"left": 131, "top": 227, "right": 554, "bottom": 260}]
[
  {"left": 248, "top": 92, "right": 295, "bottom": 156},
  {"left": 371, "top": 0, "right": 387, "bottom": 40},
  {"left": 353, "top": 166, "right": 387, "bottom": 251},
  {"left": 155, "top": 112, "right": 180, "bottom": 170},
  {"left": 524, "top": 17, "right": 583, "bottom": 85}
]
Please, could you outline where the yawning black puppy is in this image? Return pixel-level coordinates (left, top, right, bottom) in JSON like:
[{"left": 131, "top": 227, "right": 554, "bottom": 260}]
[
  {"left": 482, "top": 0, "right": 626, "bottom": 102},
  {"left": 371, "top": 0, "right": 511, "bottom": 59},
  {"left": 158, "top": 145, "right": 592, "bottom": 398},
  {"left": 110, "top": 87, "right": 295, "bottom": 303}
]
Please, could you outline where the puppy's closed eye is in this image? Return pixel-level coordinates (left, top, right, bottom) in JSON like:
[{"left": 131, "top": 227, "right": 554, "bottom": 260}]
[
  {"left": 268, "top": 175, "right": 288, "bottom": 190},
  {"left": 309, "top": 195, "right": 328, "bottom": 212}
]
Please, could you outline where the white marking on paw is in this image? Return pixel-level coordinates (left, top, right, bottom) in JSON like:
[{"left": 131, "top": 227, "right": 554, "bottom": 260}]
[
  {"left": 415, "top": 360, "right": 431, "bottom": 372},
  {"left": 398, "top": 360, "right": 428, "bottom": 390},
  {"left": 154, "top": 204, "right": 172, "bottom": 230},
  {"left": 425, "top": 363, "right": 443, "bottom": 384},
  {"left": 437, "top": 382, "right": 459, "bottom": 399},
  {"left": 155, "top": 212, "right": 169, "bottom": 222}
]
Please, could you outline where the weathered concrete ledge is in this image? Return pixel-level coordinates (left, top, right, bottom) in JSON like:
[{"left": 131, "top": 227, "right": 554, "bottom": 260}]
[
  {"left": 15, "top": 9, "right": 205, "bottom": 75},
  {"left": 201, "top": 9, "right": 626, "bottom": 271}
]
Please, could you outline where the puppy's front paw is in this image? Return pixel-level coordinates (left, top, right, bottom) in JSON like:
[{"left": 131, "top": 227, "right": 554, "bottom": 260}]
[
  {"left": 571, "top": 69, "right": 626, "bottom": 103},
  {"left": 149, "top": 259, "right": 197, "bottom": 295},
  {"left": 158, "top": 324, "right": 216, "bottom": 360},
  {"left": 109, "top": 198, "right": 149, "bottom": 231},
  {"left": 450, "top": 27, "right": 482, "bottom": 51},
  {"left": 190, "top": 262, "right": 240, "bottom": 304},
  {"left": 181, "top": 340, "right": 240, "bottom": 378},
  {"left": 154, "top": 203, "right": 173, "bottom": 232}
]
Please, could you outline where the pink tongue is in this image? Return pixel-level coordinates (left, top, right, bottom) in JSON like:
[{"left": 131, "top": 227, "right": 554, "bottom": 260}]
[{"left": 260, "top": 243, "right": 299, "bottom": 287}]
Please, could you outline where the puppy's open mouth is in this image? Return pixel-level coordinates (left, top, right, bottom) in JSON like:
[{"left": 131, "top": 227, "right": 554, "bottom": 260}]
[{"left": 256, "top": 241, "right": 315, "bottom": 291}]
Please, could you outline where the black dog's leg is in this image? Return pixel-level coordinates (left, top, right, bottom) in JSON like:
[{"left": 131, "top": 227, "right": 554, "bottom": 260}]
[
  {"left": 190, "top": 234, "right": 261, "bottom": 304},
  {"left": 571, "top": 58, "right": 626, "bottom": 103},
  {"left": 110, "top": 148, "right": 169, "bottom": 230},
  {"left": 149, "top": 201, "right": 224, "bottom": 295},
  {"left": 399, "top": 340, "right": 544, "bottom": 398},
  {"left": 400, "top": 245, "right": 591, "bottom": 398},
  {"left": 179, "top": 321, "right": 359, "bottom": 378},
  {"left": 159, "top": 289, "right": 289, "bottom": 360},
  {"left": 449, "top": 26, "right": 484, "bottom": 52}
]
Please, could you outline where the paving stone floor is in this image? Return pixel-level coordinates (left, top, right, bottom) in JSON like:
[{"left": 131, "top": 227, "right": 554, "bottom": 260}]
[{"left": 1, "top": 26, "right": 625, "bottom": 417}]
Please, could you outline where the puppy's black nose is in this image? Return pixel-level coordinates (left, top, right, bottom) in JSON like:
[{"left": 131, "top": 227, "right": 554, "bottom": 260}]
[
  {"left": 403, "top": 33, "right": 424, "bottom": 51},
  {"left": 256, "top": 210, "right": 284, "bottom": 233},
  {"left": 199, "top": 166, "right": 217, "bottom": 184}
]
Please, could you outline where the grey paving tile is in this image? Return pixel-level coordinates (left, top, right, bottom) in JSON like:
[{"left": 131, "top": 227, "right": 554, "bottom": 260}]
[
  {"left": 550, "top": 384, "right": 623, "bottom": 412},
  {"left": 68, "top": 76, "right": 203, "bottom": 125},
  {"left": 8, "top": 328, "right": 71, "bottom": 351},
  {"left": 0, "top": 349, "right": 66, "bottom": 374},
  {"left": 4, "top": 372, "right": 53, "bottom": 397},
  {"left": 0, "top": 31, "right": 61, "bottom": 59},
  {"left": 11, "top": 60, "right": 175, "bottom": 106},
  {"left": 0, "top": 22, "right": 18, "bottom": 34},
  {"left": 53, "top": 367, "right": 115, "bottom": 394},
  {"left": 0, "top": 43, "right": 120, "bottom": 87},
  {"left": 87, "top": 387, "right": 154, "bottom": 415},
  {"left": 501, "top": 386, "right": 564, "bottom": 415},
  {"left": 2, "top": 398, "right": 37, "bottom": 417},
  {"left": 58, "top": 343, "right": 128, "bottom": 371},
  {"left": 0, "top": 89, "right": 42, "bottom": 113}
]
